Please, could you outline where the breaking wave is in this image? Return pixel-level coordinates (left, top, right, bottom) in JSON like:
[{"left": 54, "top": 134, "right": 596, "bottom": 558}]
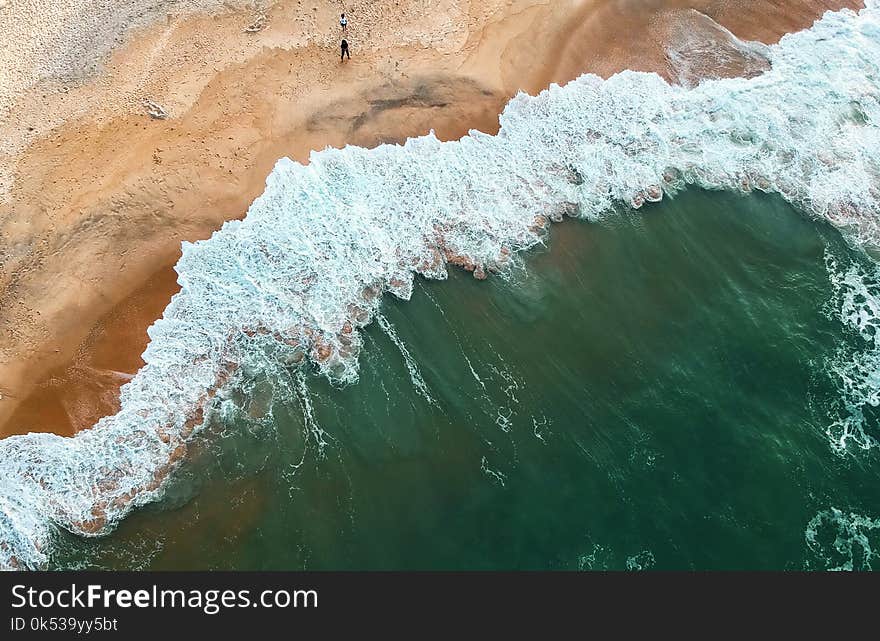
[{"left": 2, "top": 3, "right": 880, "bottom": 569}]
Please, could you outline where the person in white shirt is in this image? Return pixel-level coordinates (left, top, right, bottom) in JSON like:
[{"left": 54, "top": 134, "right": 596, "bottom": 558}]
[{"left": 340, "top": 13, "right": 348, "bottom": 32}]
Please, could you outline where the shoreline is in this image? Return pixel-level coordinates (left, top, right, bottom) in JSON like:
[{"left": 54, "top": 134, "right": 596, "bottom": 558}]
[{"left": 0, "top": 0, "right": 863, "bottom": 438}]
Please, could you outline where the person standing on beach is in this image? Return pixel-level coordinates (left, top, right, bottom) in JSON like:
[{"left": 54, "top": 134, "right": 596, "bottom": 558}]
[
  {"left": 341, "top": 39, "right": 351, "bottom": 61},
  {"left": 340, "top": 13, "right": 348, "bottom": 32}
]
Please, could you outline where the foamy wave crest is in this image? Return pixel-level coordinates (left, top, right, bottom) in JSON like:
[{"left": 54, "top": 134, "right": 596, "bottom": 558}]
[{"left": 3, "top": 3, "right": 880, "bottom": 569}]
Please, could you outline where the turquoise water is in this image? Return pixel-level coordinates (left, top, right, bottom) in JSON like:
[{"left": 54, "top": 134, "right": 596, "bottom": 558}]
[{"left": 51, "top": 190, "right": 880, "bottom": 570}]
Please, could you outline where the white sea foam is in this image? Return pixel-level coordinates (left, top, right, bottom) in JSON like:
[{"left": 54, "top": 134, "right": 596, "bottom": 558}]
[
  {"left": 824, "top": 251, "right": 880, "bottom": 453},
  {"left": 806, "top": 508, "right": 880, "bottom": 570},
  {"left": 3, "top": 4, "right": 880, "bottom": 569},
  {"left": 625, "top": 550, "right": 656, "bottom": 571}
]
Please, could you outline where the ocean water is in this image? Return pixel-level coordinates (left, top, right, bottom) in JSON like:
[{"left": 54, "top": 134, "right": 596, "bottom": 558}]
[
  {"left": 47, "top": 190, "right": 880, "bottom": 570},
  {"left": 2, "top": 3, "right": 880, "bottom": 569}
]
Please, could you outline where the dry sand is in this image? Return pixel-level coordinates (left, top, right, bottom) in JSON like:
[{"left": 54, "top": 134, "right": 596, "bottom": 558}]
[{"left": 0, "top": 0, "right": 863, "bottom": 437}]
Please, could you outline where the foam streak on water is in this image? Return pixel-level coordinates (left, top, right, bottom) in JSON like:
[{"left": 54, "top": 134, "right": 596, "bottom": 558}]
[
  {"left": 2, "top": 4, "right": 880, "bottom": 569},
  {"left": 376, "top": 313, "right": 437, "bottom": 406}
]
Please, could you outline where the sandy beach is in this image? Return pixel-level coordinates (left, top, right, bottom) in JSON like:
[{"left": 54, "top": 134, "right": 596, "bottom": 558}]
[{"left": 0, "top": 0, "right": 862, "bottom": 438}]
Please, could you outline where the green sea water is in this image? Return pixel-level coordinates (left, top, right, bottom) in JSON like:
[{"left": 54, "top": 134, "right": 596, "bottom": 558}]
[{"left": 51, "top": 189, "right": 880, "bottom": 570}]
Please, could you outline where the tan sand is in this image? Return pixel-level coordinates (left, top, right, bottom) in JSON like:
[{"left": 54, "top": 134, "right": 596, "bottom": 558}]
[{"left": 0, "top": 0, "right": 863, "bottom": 437}]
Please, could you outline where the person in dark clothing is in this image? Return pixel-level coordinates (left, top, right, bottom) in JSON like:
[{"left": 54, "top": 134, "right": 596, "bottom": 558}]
[{"left": 341, "top": 39, "right": 351, "bottom": 61}]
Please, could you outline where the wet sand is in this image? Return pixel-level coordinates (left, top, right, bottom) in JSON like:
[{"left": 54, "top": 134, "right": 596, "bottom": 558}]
[{"left": 0, "top": 0, "right": 863, "bottom": 437}]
